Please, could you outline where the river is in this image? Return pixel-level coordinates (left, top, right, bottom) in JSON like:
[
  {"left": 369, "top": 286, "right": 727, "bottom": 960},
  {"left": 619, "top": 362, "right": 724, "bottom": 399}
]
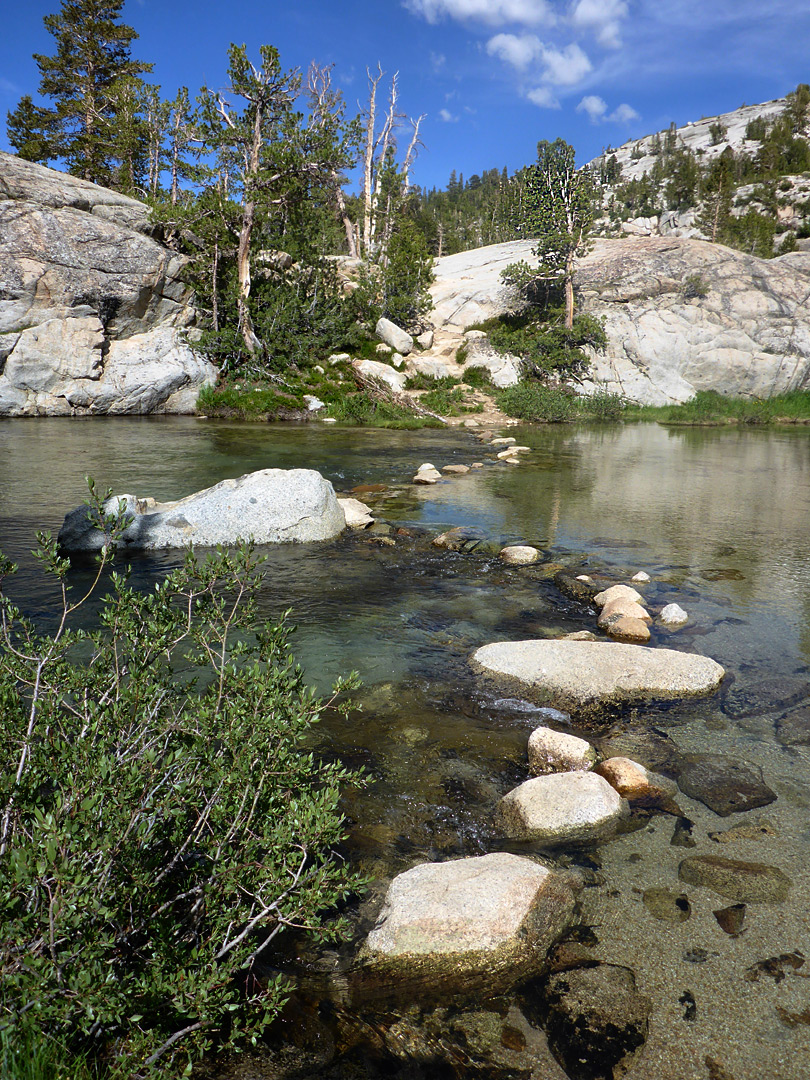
[{"left": 1, "top": 416, "right": 809, "bottom": 1080}]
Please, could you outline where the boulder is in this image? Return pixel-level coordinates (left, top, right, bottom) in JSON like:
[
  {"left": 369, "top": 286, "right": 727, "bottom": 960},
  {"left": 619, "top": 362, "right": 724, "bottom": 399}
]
[
  {"left": 598, "top": 598, "right": 651, "bottom": 624},
  {"left": 353, "top": 358, "right": 407, "bottom": 393},
  {"left": 360, "top": 852, "right": 576, "bottom": 1001},
  {"left": 676, "top": 754, "right": 777, "bottom": 816},
  {"left": 442, "top": 463, "right": 470, "bottom": 474},
  {"left": 376, "top": 317, "right": 414, "bottom": 355},
  {"left": 659, "top": 603, "right": 689, "bottom": 626},
  {"left": 463, "top": 336, "right": 524, "bottom": 387},
  {"left": 472, "top": 639, "right": 725, "bottom": 717},
  {"left": 338, "top": 497, "right": 374, "bottom": 528},
  {"left": 413, "top": 463, "right": 442, "bottom": 485},
  {"left": 408, "top": 357, "right": 456, "bottom": 379},
  {"left": 58, "top": 469, "right": 346, "bottom": 551},
  {"left": 603, "top": 615, "right": 651, "bottom": 644},
  {"left": 678, "top": 855, "right": 792, "bottom": 903},
  {"left": 527, "top": 726, "right": 598, "bottom": 775},
  {"left": 0, "top": 151, "right": 212, "bottom": 416},
  {"left": 593, "top": 584, "right": 645, "bottom": 608},
  {"left": 497, "top": 771, "right": 628, "bottom": 844},
  {"left": 417, "top": 329, "right": 434, "bottom": 349}
]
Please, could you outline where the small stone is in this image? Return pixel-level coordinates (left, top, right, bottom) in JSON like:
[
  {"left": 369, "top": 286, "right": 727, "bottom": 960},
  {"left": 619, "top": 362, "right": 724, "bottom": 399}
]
[
  {"left": 631, "top": 572, "right": 651, "bottom": 583},
  {"left": 338, "top": 497, "right": 374, "bottom": 528},
  {"left": 593, "top": 584, "right": 644, "bottom": 609},
  {"left": 595, "top": 757, "right": 677, "bottom": 807},
  {"left": 417, "top": 329, "right": 434, "bottom": 349},
  {"left": 709, "top": 819, "right": 778, "bottom": 843},
  {"left": 678, "top": 855, "right": 792, "bottom": 903},
  {"left": 497, "top": 446, "right": 530, "bottom": 459},
  {"left": 491, "top": 437, "right": 517, "bottom": 446},
  {"left": 321, "top": 417, "right": 337, "bottom": 423},
  {"left": 576, "top": 574, "right": 593, "bottom": 582},
  {"left": 713, "top": 903, "right": 746, "bottom": 935},
  {"left": 375, "top": 343, "right": 393, "bottom": 355},
  {"left": 504, "top": 456, "right": 521, "bottom": 465},
  {"left": 442, "top": 464, "right": 470, "bottom": 474},
  {"left": 500, "top": 545, "right": 540, "bottom": 566},
  {"left": 328, "top": 352, "right": 351, "bottom": 364},
  {"left": 313, "top": 364, "right": 325, "bottom": 374},
  {"left": 563, "top": 630, "right": 598, "bottom": 641},
  {"left": 598, "top": 599, "right": 652, "bottom": 626},
  {"left": 497, "top": 770, "right": 628, "bottom": 844},
  {"left": 303, "top": 394, "right": 325, "bottom": 412},
  {"left": 465, "top": 329, "right": 487, "bottom": 340},
  {"left": 660, "top": 603, "right": 688, "bottom": 626},
  {"left": 671, "top": 816, "right": 697, "bottom": 848},
  {"left": 391, "top": 352, "right": 405, "bottom": 368},
  {"left": 642, "top": 888, "right": 691, "bottom": 922},
  {"left": 528, "top": 726, "right": 598, "bottom": 775},
  {"left": 470, "top": 462, "right": 484, "bottom": 468},
  {"left": 432, "top": 526, "right": 487, "bottom": 551},
  {"left": 413, "top": 473, "right": 439, "bottom": 485},
  {"left": 463, "top": 419, "right": 479, "bottom": 428}
]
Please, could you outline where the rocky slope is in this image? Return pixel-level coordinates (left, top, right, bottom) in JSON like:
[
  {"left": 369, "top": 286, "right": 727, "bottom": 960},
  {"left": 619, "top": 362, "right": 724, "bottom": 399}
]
[
  {"left": 0, "top": 152, "right": 215, "bottom": 416},
  {"left": 427, "top": 237, "right": 810, "bottom": 405}
]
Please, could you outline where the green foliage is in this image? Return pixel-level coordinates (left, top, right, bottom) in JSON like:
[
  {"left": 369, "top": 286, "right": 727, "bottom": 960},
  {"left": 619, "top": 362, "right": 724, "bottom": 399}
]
[
  {"left": 326, "top": 391, "right": 441, "bottom": 428},
  {"left": 625, "top": 389, "right": 810, "bottom": 424},
  {"left": 1, "top": 1029, "right": 95, "bottom": 1080},
  {"left": 6, "top": 0, "right": 151, "bottom": 184},
  {"left": 461, "top": 365, "right": 494, "bottom": 389},
  {"left": 352, "top": 216, "right": 434, "bottom": 330},
  {"left": 484, "top": 308, "right": 607, "bottom": 379},
  {"left": 0, "top": 489, "right": 364, "bottom": 1076},
  {"left": 709, "top": 122, "right": 727, "bottom": 146},
  {"left": 497, "top": 382, "right": 578, "bottom": 422},
  {"left": 682, "top": 273, "right": 709, "bottom": 299}
]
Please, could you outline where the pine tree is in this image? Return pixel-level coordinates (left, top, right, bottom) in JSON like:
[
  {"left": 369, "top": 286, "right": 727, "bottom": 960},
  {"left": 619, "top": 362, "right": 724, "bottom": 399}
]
[{"left": 6, "top": 0, "right": 151, "bottom": 184}]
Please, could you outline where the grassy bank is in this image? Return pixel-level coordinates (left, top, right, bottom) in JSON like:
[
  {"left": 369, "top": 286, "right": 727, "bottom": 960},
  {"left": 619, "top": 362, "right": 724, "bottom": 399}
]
[{"left": 624, "top": 390, "right": 810, "bottom": 425}]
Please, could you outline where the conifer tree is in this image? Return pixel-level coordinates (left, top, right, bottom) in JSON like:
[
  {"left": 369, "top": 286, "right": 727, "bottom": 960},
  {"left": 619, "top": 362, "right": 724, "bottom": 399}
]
[{"left": 6, "top": 0, "right": 151, "bottom": 185}]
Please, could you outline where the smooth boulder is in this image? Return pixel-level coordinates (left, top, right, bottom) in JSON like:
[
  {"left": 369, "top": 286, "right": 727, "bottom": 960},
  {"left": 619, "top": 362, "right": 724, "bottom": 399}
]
[
  {"left": 472, "top": 639, "right": 725, "bottom": 716},
  {"left": 497, "top": 771, "right": 628, "bottom": 844},
  {"left": 58, "top": 469, "right": 346, "bottom": 551},
  {"left": 360, "top": 852, "right": 576, "bottom": 1001},
  {"left": 528, "top": 726, "right": 597, "bottom": 775},
  {"left": 376, "top": 317, "right": 414, "bottom": 356}
]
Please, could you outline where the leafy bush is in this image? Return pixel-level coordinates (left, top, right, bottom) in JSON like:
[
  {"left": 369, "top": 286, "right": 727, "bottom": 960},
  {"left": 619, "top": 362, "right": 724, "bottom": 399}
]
[
  {"left": 0, "top": 492, "right": 364, "bottom": 1077},
  {"left": 327, "top": 391, "right": 441, "bottom": 428},
  {"left": 497, "top": 381, "right": 579, "bottom": 422},
  {"left": 485, "top": 310, "right": 607, "bottom": 378},
  {"left": 351, "top": 218, "right": 434, "bottom": 330},
  {"left": 586, "top": 390, "right": 626, "bottom": 421},
  {"left": 682, "top": 273, "right": 709, "bottom": 299}
]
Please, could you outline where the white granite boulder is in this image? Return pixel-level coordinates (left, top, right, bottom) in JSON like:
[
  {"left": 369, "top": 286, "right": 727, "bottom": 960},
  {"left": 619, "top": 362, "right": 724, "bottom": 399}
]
[
  {"left": 500, "top": 545, "right": 540, "bottom": 566},
  {"left": 528, "top": 727, "right": 598, "bottom": 775},
  {"left": 498, "top": 771, "right": 628, "bottom": 844},
  {"left": 376, "top": 317, "right": 414, "bottom": 356},
  {"left": 353, "top": 358, "right": 407, "bottom": 393},
  {"left": 58, "top": 469, "right": 346, "bottom": 551}
]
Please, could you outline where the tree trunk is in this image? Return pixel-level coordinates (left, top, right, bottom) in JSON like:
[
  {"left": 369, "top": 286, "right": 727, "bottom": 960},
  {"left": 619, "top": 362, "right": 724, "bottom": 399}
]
[{"left": 564, "top": 249, "right": 575, "bottom": 330}]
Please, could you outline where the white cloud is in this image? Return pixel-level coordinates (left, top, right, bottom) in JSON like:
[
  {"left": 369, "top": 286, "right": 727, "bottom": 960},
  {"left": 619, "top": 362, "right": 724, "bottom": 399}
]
[
  {"left": 609, "top": 102, "right": 640, "bottom": 123},
  {"left": 577, "top": 94, "right": 608, "bottom": 121},
  {"left": 404, "top": 0, "right": 555, "bottom": 28},
  {"left": 430, "top": 52, "right": 447, "bottom": 72},
  {"left": 486, "top": 33, "right": 542, "bottom": 70},
  {"left": 527, "top": 86, "right": 560, "bottom": 108},
  {"left": 539, "top": 42, "right": 592, "bottom": 85},
  {"left": 438, "top": 107, "right": 459, "bottom": 122},
  {"left": 569, "top": 0, "right": 629, "bottom": 49}
]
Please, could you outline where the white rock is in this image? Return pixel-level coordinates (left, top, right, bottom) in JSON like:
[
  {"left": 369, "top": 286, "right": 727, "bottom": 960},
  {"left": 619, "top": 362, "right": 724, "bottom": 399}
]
[
  {"left": 375, "top": 343, "right": 393, "bottom": 355},
  {"left": 472, "top": 639, "right": 725, "bottom": 714},
  {"left": 58, "top": 469, "right": 346, "bottom": 551},
  {"left": 353, "top": 358, "right": 407, "bottom": 393},
  {"left": 464, "top": 330, "right": 487, "bottom": 340},
  {"left": 417, "top": 329, "right": 434, "bottom": 349},
  {"left": 329, "top": 352, "right": 351, "bottom": 365},
  {"left": 376, "top": 317, "right": 414, "bottom": 356},
  {"left": 391, "top": 352, "right": 405, "bottom": 368},
  {"left": 321, "top": 417, "right": 337, "bottom": 423},
  {"left": 491, "top": 437, "right": 517, "bottom": 446},
  {"left": 303, "top": 394, "right": 325, "bottom": 412},
  {"left": 597, "top": 599, "right": 652, "bottom": 626},
  {"left": 498, "top": 771, "right": 628, "bottom": 844},
  {"left": 500, "top": 545, "right": 540, "bottom": 565},
  {"left": 660, "top": 603, "right": 689, "bottom": 626},
  {"left": 593, "top": 584, "right": 645, "bottom": 609},
  {"left": 408, "top": 357, "right": 455, "bottom": 379},
  {"left": 338, "top": 497, "right": 374, "bottom": 528},
  {"left": 528, "top": 726, "right": 598, "bottom": 775},
  {"left": 313, "top": 364, "right": 325, "bottom": 375},
  {"left": 631, "top": 571, "right": 651, "bottom": 583}
]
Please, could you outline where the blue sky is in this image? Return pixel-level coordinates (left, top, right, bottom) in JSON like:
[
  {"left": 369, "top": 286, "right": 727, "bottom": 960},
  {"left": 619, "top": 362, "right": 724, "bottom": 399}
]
[{"left": 2, "top": 1, "right": 809, "bottom": 191}]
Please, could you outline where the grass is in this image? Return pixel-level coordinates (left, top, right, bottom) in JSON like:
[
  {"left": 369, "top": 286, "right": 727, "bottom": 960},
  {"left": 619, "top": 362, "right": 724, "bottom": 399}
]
[
  {"left": 0, "top": 1032, "right": 96, "bottom": 1080},
  {"left": 497, "top": 381, "right": 626, "bottom": 423},
  {"left": 624, "top": 389, "right": 810, "bottom": 425}
]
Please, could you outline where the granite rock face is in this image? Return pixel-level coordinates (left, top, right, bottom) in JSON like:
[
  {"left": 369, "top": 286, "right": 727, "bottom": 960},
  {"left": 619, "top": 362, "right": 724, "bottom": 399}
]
[
  {"left": 58, "top": 469, "right": 346, "bottom": 550},
  {"left": 0, "top": 151, "right": 215, "bottom": 415}
]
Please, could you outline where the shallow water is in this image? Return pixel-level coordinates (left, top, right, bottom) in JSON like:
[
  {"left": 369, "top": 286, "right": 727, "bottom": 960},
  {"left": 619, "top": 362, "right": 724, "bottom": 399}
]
[{"left": 1, "top": 417, "right": 809, "bottom": 1079}]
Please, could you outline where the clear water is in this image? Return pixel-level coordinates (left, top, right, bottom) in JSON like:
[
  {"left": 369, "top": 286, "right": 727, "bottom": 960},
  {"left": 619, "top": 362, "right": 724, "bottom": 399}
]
[{"left": 1, "top": 417, "right": 809, "bottom": 1079}]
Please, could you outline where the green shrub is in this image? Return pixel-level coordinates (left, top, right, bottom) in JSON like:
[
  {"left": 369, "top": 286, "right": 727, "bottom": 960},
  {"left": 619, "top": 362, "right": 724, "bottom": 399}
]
[
  {"left": 682, "top": 273, "right": 709, "bottom": 299},
  {"left": 585, "top": 390, "right": 626, "bottom": 421},
  {"left": 497, "top": 381, "right": 578, "bottom": 422},
  {"left": 462, "top": 365, "right": 494, "bottom": 389},
  {"left": 0, "top": 491, "right": 364, "bottom": 1077}
]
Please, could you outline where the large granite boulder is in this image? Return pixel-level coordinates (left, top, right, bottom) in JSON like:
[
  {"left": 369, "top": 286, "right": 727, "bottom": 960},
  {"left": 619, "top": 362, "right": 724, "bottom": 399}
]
[
  {"left": 0, "top": 151, "right": 214, "bottom": 415},
  {"left": 358, "top": 852, "right": 577, "bottom": 1003},
  {"left": 58, "top": 469, "right": 346, "bottom": 551},
  {"left": 472, "top": 639, "right": 725, "bottom": 718}
]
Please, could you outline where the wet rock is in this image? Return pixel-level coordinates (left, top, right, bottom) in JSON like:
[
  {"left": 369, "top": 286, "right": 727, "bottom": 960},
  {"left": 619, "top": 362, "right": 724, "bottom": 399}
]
[
  {"left": 441, "top": 463, "right": 470, "bottom": 474},
  {"left": 541, "top": 964, "right": 652, "bottom": 1080},
  {"left": 527, "top": 726, "right": 598, "bottom": 775},
  {"left": 701, "top": 567, "right": 746, "bottom": 581},
  {"left": 338, "top": 497, "right": 374, "bottom": 528},
  {"left": 359, "top": 852, "right": 577, "bottom": 1003},
  {"left": 599, "top": 730, "right": 684, "bottom": 778},
  {"left": 775, "top": 704, "right": 810, "bottom": 746},
  {"left": 677, "top": 754, "right": 777, "bottom": 816},
  {"left": 471, "top": 640, "right": 725, "bottom": 718},
  {"left": 500, "top": 545, "right": 540, "bottom": 566},
  {"left": 563, "top": 630, "right": 598, "bottom": 641},
  {"left": 678, "top": 855, "right": 792, "bottom": 902},
  {"left": 709, "top": 818, "right": 778, "bottom": 843},
  {"left": 593, "top": 584, "right": 645, "bottom": 608},
  {"left": 497, "top": 770, "right": 628, "bottom": 845},
  {"left": 491, "top": 437, "right": 517, "bottom": 446},
  {"left": 432, "top": 525, "right": 487, "bottom": 551},
  {"left": 671, "top": 816, "right": 697, "bottom": 848},
  {"left": 642, "top": 887, "right": 692, "bottom": 922},
  {"left": 554, "top": 571, "right": 603, "bottom": 604},
  {"left": 723, "top": 675, "right": 810, "bottom": 718},
  {"left": 631, "top": 572, "right": 651, "bottom": 583},
  {"left": 659, "top": 603, "right": 689, "bottom": 626},
  {"left": 594, "top": 757, "right": 678, "bottom": 809},
  {"left": 413, "top": 462, "right": 442, "bottom": 484},
  {"left": 58, "top": 469, "right": 346, "bottom": 551},
  {"left": 597, "top": 599, "right": 652, "bottom": 625},
  {"left": 713, "top": 903, "right": 746, "bottom": 936}
]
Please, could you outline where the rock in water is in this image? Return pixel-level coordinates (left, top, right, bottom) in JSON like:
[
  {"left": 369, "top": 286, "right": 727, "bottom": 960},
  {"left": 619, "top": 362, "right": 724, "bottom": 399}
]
[
  {"left": 471, "top": 639, "right": 724, "bottom": 717},
  {"left": 678, "top": 855, "right": 792, "bottom": 903},
  {"left": 677, "top": 754, "right": 776, "bottom": 816},
  {"left": 359, "top": 852, "right": 576, "bottom": 1002},
  {"left": 528, "top": 726, "right": 597, "bottom": 775},
  {"left": 338, "top": 497, "right": 374, "bottom": 528},
  {"left": 58, "top": 469, "right": 346, "bottom": 551},
  {"left": 497, "top": 771, "right": 628, "bottom": 844}
]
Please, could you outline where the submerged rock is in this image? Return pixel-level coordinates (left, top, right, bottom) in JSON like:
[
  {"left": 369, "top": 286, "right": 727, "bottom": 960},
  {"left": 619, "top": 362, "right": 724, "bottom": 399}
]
[
  {"left": 497, "top": 770, "right": 628, "bottom": 844},
  {"left": 677, "top": 754, "right": 777, "bottom": 816},
  {"left": 358, "top": 852, "right": 576, "bottom": 1003},
  {"left": 58, "top": 469, "right": 346, "bottom": 551},
  {"left": 528, "top": 726, "right": 598, "bottom": 775},
  {"left": 642, "top": 887, "right": 691, "bottom": 922},
  {"left": 471, "top": 639, "right": 725, "bottom": 718},
  {"left": 539, "top": 963, "right": 652, "bottom": 1080},
  {"left": 678, "top": 855, "right": 792, "bottom": 903}
]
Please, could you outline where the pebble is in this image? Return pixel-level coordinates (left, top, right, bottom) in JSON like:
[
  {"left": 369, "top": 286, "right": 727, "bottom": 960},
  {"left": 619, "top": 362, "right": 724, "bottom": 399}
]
[
  {"left": 491, "top": 437, "right": 516, "bottom": 446},
  {"left": 713, "top": 903, "right": 746, "bottom": 935},
  {"left": 442, "top": 464, "right": 470, "bottom": 474}
]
